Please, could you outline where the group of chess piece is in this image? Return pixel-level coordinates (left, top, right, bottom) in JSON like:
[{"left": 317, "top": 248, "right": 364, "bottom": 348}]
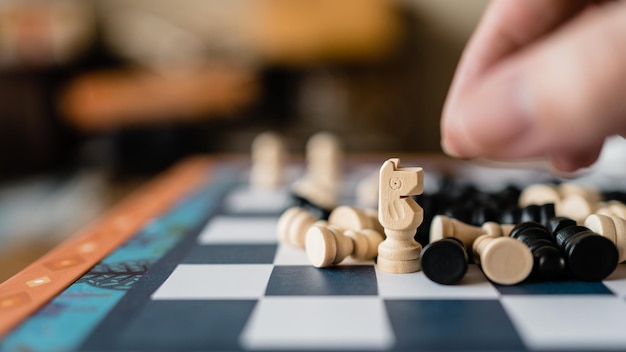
[{"left": 250, "top": 132, "right": 626, "bottom": 286}]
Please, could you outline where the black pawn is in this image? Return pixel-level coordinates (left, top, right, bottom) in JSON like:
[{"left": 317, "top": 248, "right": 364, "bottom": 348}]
[
  {"left": 546, "top": 217, "right": 577, "bottom": 237},
  {"left": 553, "top": 225, "right": 618, "bottom": 281},
  {"left": 539, "top": 204, "right": 556, "bottom": 228},
  {"left": 520, "top": 205, "right": 542, "bottom": 223},
  {"left": 420, "top": 237, "right": 469, "bottom": 285},
  {"left": 510, "top": 222, "right": 566, "bottom": 281},
  {"left": 500, "top": 206, "right": 521, "bottom": 225}
]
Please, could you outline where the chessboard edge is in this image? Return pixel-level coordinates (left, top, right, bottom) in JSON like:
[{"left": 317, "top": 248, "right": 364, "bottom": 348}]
[{"left": 0, "top": 156, "right": 216, "bottom": 339}]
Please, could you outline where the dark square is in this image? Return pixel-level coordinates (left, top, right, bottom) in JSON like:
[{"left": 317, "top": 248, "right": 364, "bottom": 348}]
[
  {"left": 114, "top": 300, "right": 256, "bottom": 351},
  {"left": 496, "top": 280, "right": 614, "bottom": 295},
  {"left": 182, "top": 244, "right": 277, "bottom": 264},
  {"left": 385, "top": 300, "right": 525, "bottom": 351},
  {"left": 265, "top": 265, "right": 377, "bottom": 296}
]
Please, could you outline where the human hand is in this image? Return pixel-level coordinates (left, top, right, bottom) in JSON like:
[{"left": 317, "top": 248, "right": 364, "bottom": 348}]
[{"left": 441, "top": 0, "right": 626, "bottom": 172}]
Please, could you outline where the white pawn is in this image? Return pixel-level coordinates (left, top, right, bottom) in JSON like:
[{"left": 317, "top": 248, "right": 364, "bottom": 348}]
[
  {"left": 250, "top": 132, "right": 286, "bottom": 191},
  {"left": 292, "top": 132, "right": 343, "bottom": 209},
  {"left": 277, "top": 207, "right": 326, "bottom": 249},
  {"left": 430, "top": 215, "right": 512, "bottom": 249},
  {"left": 306, "top": 132, "right": 342, "bottom": 192},
  {"left": 473, "top": 233, "right": 533, "bottom": 285},
  {"left": 305, "top": 225, "right": 384, "bottom": 267}
]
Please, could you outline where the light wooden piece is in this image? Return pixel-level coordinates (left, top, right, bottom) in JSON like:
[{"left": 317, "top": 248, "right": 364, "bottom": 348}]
[
  {"left": 608, "top": 201, "right": 626, "bottom": 219},
  {"left": 306, "top": 132, "right": 342, "bottom": 191},
  {"left": 557, "top": 193, "right": 594, "bottom": 224},
  {"left": 328, "top": 206, "right": 373, "bottom": 231},
  {"left": 290, "top": 132, "right": 342, "bottom": 209},
  {"left": 519, "top": 184, "right": 560, "bottom": 207},
  {"left": 364, "top": 208, "right": 385, "bottom": 235},
  {"left": 305, "top": 225, "right": 383, "bottom": 267},
  {"left": 305, "top": 225, "right": 354, "bottom": 267},
  {"left": 430, "top": 215, "right": 487, "bottom": 245},
  {"left": 558, "top": 183, "right": 601, "bottom": 203},
  {"left": 499, "top": 224, "right": 515, "bottom": 237},
  {"left": 473, "top": 234, "right": 533, "bottom": 285},
  {"left": 377, "top": 158, "right": 423, "bottom": 273},
  {"left": 429, "top": 215, "right": 513, "bottom": 248},
  {"left": 585, "top": 214, "right": 626, "bottom": 263},
  {"left": 595, "top": 201, "right": 626, "bottom": 219},
  {"left": 346, "top": 228, "right": 384, "bottom": 260},
  {"left": 356, "top": 171, "right": 379, "bottom": 208},
  {"left": 250, "top": 132, "right": 286, "bottom": 191},
  {"left": 277, "top": 207, "right": 325, "bottom": 249}
]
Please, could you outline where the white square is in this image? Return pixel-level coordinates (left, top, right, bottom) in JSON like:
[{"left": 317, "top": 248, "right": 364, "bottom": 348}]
[
  {"left": 151, "top": 264, "right": 273, "bottom": 300},
  {"left": 272, "top": 245, "right": 311, "bottom": 265},
  {"left": 376, "top": 265, "right": 500, "bottom": 299},
  {"left": 501, "top": 296, "right": 626, "bottom": 350},
  {"left": 223, "top": 186, "right": 291, "bottom": 214},
  {"left": 240, "top": 297, "right": 394, "bottom": 350},
  {"left": 603, "top": 264, "right": 626, "bottom": 297},
  {"left": 197, "top": 216, "right": 279, "bottom": 244}
]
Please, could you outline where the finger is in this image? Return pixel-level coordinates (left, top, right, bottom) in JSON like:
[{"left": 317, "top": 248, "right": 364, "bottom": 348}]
[
  {"left": 444, "top": 0, "right": 587, "bottom": 114},
  {"left": 442, "top": 1, "right": 626, "bottom": 169}
]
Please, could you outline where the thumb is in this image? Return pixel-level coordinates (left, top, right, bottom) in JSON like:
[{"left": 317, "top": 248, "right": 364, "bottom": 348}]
[{"left": 442, "top": 2, "right": 626, "bottom": 171}]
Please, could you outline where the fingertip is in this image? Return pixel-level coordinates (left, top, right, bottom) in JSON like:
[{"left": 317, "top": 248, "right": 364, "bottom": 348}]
[{"left": 548, "top": 144, "right": 604, "bottom": 173}]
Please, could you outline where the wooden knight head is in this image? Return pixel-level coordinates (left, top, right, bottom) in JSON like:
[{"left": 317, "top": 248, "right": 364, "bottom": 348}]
[{"left": 378, "top": 158, "right": 424, "bottom": 230}]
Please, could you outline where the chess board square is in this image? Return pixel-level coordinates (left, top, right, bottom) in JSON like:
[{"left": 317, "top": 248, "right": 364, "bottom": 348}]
[
  {"left": 603, "top": 264, "right": 626, "bottom": 297},
  {"left": 271, "top": 244, "right": 311, "bottom": 265},
  {"left": 385, "top": 299, "right": 525, "bottom": 350},
  {"left": 501, "top": 296, "right": 626, "bottom": 350},
  {"left": 114, "top": 300, "right": 256, "bottom": 351},
  {"left": 183, "top": 244, "right": 277, "bottom": 264},
  {"left": 197, "top": 216, "right": 278, "bottom": 244},
  {"left": 223, "top": 186, "right": 291, "bottom": 214},
  {"left": 265, "top": 265, "right": 377, "bottom": 296},
  {"left": 152, "top": 264, "right": 273, "bottom": 299},
  {"left": 240, "top": 297, "right": 394, "bottom": 350},
  {"left": 496, "top": 280, "right": 613, "bottom": 295},
  {"left": 376, "top": 265, "right": 500, "bottom": 299}
]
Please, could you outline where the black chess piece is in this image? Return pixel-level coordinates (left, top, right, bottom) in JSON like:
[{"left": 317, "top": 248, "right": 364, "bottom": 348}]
[
  {"left": 420, "top": 237, "right": 469, "bottom": 285},
  {"left": 553, "top": 225, "right": 618, "bottom": 281},
  {"left": 510, "top": 222, "right": 566, "bottom": 281}
]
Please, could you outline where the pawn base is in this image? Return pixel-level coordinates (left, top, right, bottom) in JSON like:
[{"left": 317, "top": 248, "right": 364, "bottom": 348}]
[{"left": 376, "top": 257, "right": 420, "bottom": 273}]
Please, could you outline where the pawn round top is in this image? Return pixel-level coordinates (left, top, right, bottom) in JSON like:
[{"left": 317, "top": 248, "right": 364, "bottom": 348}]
[
  {"left": 420, "top": 238, "right": 469, "bottom": 285},
  {"left": 305, "top": 225, "right": 338, "bottom": 268},
  {"left": 480, "top": 237, "right": 533, "bottom": 285},
  {"left": 554, "top": 226, "right": 618, "bottom": 281},
  {"left": 584, "top": 214, "right": 617, "bottom": 244}
]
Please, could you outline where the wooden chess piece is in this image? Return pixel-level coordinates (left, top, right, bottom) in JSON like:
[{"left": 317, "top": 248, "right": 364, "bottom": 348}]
[
  {"left": 305, "top": 224, "right": 383, "bottom": 267},
  {"left": 585, "top": 214, "right": 626, "bottom": 263},
  {"left": 473, "top": 231, "right": 533, "bottom": 285},
  {"left": 292, "top": 132, "right": 343, "bottom": 209},
  {"left": 250, "top": 132, "right": 286, "bottom": 191},
  {"left": 430, "top": 215, "right": 510, "bottom": 247},
  {"left": 328, "top": 206, "right": 374, "bottom": 231},
  {"left": 277, "top": 207, "right": 326, "bottom": 248},
  {"left": 376, "top": 158, "right": 423, "bottom": 273}
]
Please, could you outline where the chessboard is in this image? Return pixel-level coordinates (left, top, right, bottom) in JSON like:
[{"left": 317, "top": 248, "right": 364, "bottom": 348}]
[{"left": 3, "top": 154, "right": 626, "bottom": 352}]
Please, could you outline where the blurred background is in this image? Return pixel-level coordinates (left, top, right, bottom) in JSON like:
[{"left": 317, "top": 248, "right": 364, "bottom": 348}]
[{"left": 0, "top": 0, "right": 489, "bottom": 281}]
